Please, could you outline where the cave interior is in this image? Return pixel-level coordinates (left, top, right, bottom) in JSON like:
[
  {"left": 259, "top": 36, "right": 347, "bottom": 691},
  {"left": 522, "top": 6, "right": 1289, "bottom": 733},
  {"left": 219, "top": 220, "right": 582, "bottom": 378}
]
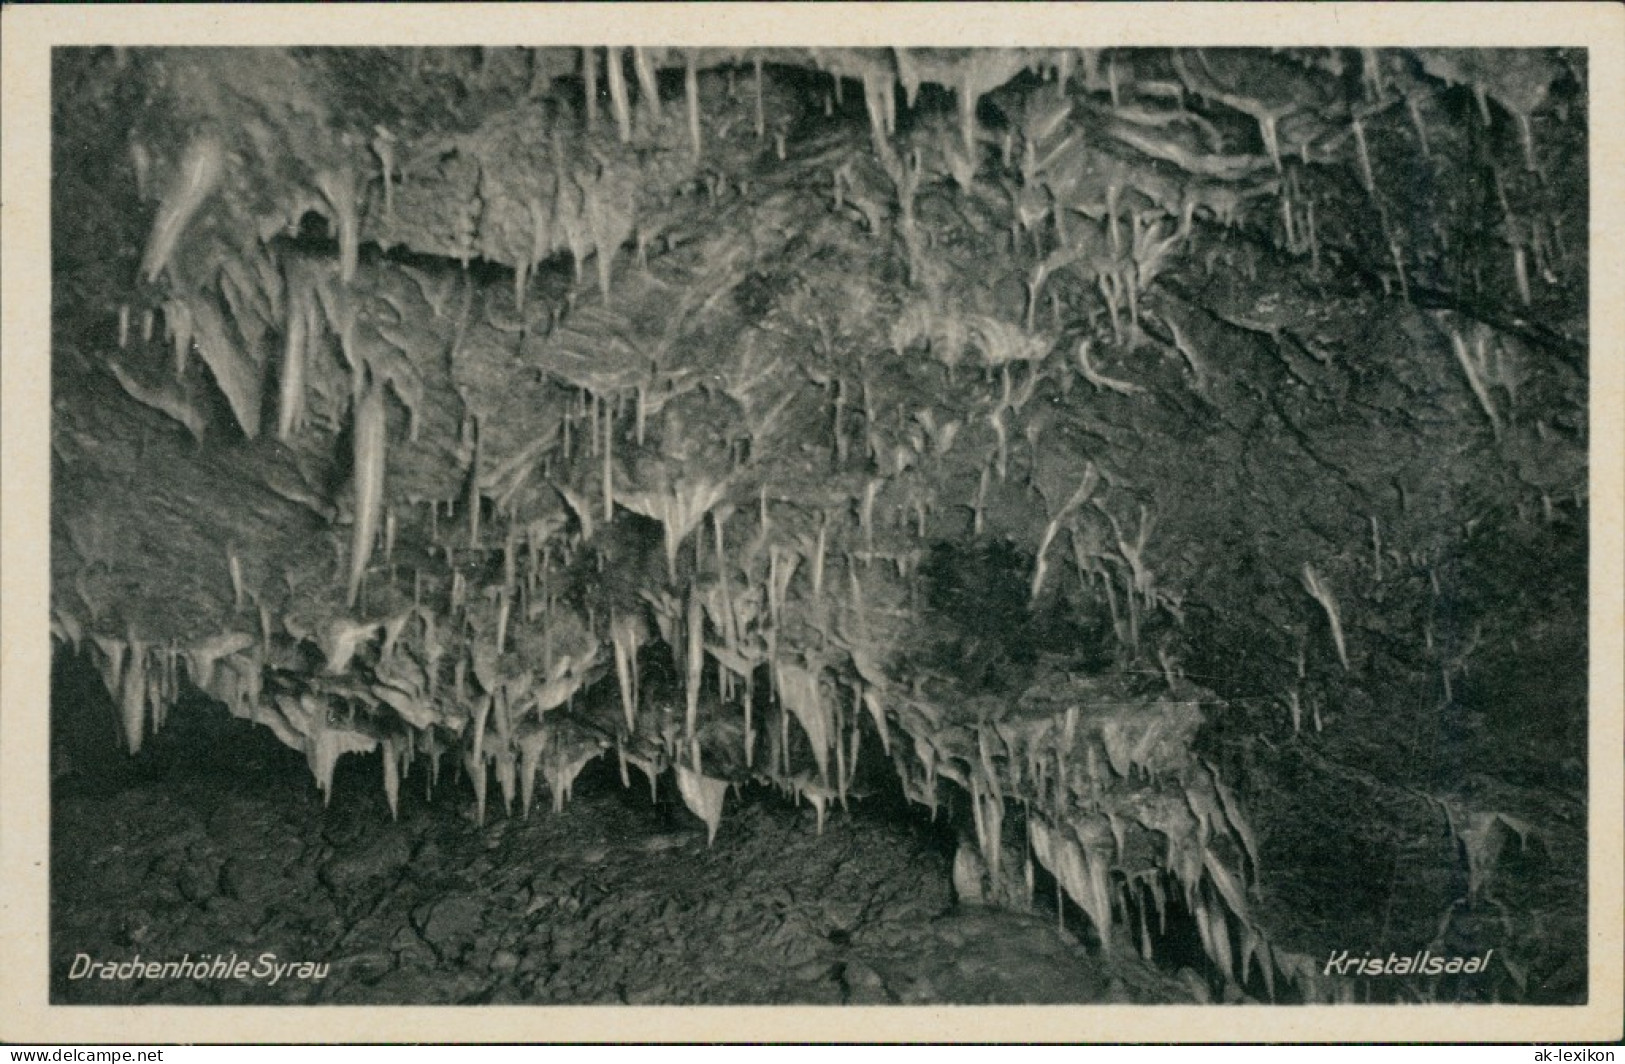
[{"left": 46, "top": 44, "right": 1589, "bottom": 1006}]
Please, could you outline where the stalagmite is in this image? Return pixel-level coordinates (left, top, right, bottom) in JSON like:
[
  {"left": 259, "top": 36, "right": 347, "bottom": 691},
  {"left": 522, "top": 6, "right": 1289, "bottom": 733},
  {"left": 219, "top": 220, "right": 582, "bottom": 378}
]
[
  {"left": 346, "top": 374, "right": 388, "bottom": 609},
  {"left": 139, "top": 135, "right": 226, "bottom": 284},
  {"left": 605, "top": 47, "right": 632, "bottom": 143}
]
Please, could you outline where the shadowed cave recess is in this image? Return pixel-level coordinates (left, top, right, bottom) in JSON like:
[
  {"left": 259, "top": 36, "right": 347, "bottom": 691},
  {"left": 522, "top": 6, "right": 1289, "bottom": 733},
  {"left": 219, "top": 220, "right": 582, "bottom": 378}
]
[{"left": 50, "top": 45, "right": 1588, "bottom": 1006}]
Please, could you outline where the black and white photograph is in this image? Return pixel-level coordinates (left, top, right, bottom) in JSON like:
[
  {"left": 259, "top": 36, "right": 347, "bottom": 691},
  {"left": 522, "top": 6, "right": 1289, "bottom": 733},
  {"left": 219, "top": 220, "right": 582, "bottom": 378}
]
[{"left": 3, "top": 2, "right": 1621, "bottom": 1044}]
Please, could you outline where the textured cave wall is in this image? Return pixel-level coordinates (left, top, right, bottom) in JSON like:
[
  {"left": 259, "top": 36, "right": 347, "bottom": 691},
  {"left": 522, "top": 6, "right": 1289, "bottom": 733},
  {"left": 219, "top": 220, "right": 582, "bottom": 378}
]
[{"left": 51, "top": 46, "right": 1588, "bottom": 1002}]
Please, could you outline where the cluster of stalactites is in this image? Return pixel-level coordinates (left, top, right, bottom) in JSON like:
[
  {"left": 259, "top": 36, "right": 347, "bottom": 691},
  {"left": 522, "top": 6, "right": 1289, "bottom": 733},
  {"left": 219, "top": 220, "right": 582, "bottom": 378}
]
[{"left": 903, "top": 681, "right": 1349, "bottom": 1001}]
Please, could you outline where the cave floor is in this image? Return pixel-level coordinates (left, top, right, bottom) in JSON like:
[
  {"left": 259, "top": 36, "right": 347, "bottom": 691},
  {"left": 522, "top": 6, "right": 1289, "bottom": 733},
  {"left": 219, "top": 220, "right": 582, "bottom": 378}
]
[{"left": 50, "top": 685, "right": 1202, "bottom": 1007}]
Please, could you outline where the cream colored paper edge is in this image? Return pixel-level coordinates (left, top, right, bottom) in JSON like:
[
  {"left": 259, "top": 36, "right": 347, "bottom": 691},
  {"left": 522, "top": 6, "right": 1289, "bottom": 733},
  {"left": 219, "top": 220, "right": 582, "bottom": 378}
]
[{"left": 1, "top": 2, "right": 1619, "bottom": 1045}]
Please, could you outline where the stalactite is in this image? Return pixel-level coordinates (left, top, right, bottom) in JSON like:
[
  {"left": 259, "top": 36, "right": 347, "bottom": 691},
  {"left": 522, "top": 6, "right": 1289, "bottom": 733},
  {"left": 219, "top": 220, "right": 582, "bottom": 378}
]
[
  {"left": 632, "top": 47, "right": 660, "bottom": 123},
  {"left": 190, "top": 297, "right": 263, "bottom": 438},
  {"left": 467, "top": 416, "right": 482, "bottom": 548},
  {"left": 610, "top": 611, "right": 645, "bottom": 734},
  {"left": 544, "top": 748, "right": 600, "bottom": 813},
  {"left": 833, "top": 697, "right": 848, "bottom": 810},
  {"left": 1352, "top": 115, "right": 1375, "bottom": 195},
  {"left": 676, "top": 765, "right": 729, "bottom": 845},
  {"left": 382, "top": 737, "right": 400, "bottom": 819},
  {"left": 316, "top": 165, "right": 360, "bottom": 287},
  {"left": 812, "top": 513, "right": 827, "bottom": 604},
  {"left": 228, "top": 548, "right": 245, "bottom": 609},
  {"left": 861, "top": 71, "right": 887, "bottom": 155},
  {"left": 860, "top": 480, "right": 879, "bottom": 552},
  {"left": 1407, "top": 93, "right": 1431, "bottom": 158},
  {"left": 495, "top": 748, "right": 518, "bottom": 817},
  {"left": 990, "top": 407, "right": 1009, "bottom": 481},
  {"left": 466, "top": 747, "right": 489, "bottom": 826},
  {"left": 346, "top": 373, "right": 388, "bottom": 609},
  {"left": 139, "top": 135, "right": 225, "bottom": 284},
  {"left": 684, "top": 587, "right": 704, "bottom": 745},
  {"left": 753, "top": 56, "right": 765, "bottom": 139},
  {"left": 605, "top": 47, "right": 632, "bottom": 143},
  {"left": 1388, "top": 238, "right": 1410, "bottom": 304},
  {"left": 601, "top": 395, "right": 615, "bottom": 521},
  {"left": 685, "top": 51, "right": 702, "bottom": 157},
  {"left": 777, "top": 662, "right": 832, "bottom": 784},
  {"left": 120, "top": 638, "right": 147, "bottom": 755},
  {"left": 1512, "top": 242, "right": 1532, "bottom": 307},
  {"left": 1300, "top": 562, "right": 1351, "bottom": 671},
  {"left": 582, "top": 47, "right": 599, "bottom": 129},
  {"left": 1307, "top": 199, "right": 1320, "bottom": 273},
  {"left": 277, "top": 276, "right": 309, "bottom": 441},
  {"left": 959, "top": 70, "right": 977, "bottom": 156},
  {"left": 371, "top": 127, "right": 397, "bottom": 222}
]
